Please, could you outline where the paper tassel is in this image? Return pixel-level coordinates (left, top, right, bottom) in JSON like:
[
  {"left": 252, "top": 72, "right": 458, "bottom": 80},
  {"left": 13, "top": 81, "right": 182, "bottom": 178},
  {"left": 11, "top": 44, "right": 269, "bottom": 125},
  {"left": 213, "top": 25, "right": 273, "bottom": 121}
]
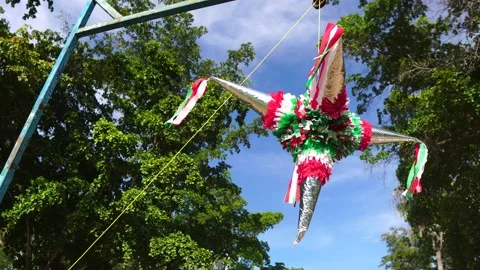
[
  {"left": 403, "top": 143, "right": 428, "bottom": 197},
  {"left": 284, "top": 165, "right": 300, "bottom": 204},
  {"left": 165, "top": 78, "right": 209, "bottom": 126},
  {"left": 166, "top": 77, "right": 272, "bottom": 127}
]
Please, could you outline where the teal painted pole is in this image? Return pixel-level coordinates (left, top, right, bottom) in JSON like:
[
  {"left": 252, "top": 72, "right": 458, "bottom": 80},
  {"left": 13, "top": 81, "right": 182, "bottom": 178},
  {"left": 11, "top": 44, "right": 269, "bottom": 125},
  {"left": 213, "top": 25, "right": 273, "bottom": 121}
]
[
  {"left": 0, "top": 0, "right": 235, "bottom": 205},
  {"left": 96, "top": 0, "right": 123, "bottom": 19},
  {"left": 76, "top": 0, "right": 234, "bottom": 37},
  {"left": 0, "top": 0, "right": 96, "bottom": 204}
]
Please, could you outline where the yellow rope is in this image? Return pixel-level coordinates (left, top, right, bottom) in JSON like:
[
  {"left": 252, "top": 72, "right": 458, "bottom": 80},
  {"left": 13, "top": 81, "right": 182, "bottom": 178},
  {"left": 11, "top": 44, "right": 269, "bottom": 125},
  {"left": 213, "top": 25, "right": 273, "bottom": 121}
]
[{"left": 68, "top": 4, "right": 314, "bottom": 269}]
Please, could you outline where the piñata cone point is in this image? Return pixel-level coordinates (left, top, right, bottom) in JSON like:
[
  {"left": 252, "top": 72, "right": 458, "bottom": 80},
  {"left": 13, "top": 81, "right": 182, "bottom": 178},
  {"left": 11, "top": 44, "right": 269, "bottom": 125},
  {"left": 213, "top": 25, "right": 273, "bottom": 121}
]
[
  {"left": 210, "top": 77, "right": 272, "bottom": 117},
  {"left": 369, "top": 126, "right": 422, "bottom": 145},
  {"left": 294, "top": 177, "right": 322, "bottom": 245}
]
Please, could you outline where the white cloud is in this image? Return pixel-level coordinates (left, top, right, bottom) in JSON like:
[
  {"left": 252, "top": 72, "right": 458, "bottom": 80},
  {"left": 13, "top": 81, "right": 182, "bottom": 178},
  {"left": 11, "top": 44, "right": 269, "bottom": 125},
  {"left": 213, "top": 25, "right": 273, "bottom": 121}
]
[
  {"left": 193, "top": 1, "right": 319, "bottom": 55},
  {"left": 2, "top": 0, "right": 111, "bottom": 33},
  {"left": 2, "top": 0, "right": 360, "bottom": 70},
  {"left": 192, "top": 0, "right": 360, "bottom": 56}
]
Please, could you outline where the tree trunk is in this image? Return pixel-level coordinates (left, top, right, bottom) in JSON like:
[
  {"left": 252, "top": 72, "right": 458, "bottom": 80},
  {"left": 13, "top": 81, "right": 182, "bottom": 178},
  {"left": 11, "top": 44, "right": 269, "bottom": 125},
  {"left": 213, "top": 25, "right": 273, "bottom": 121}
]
[
  {"left": 436, "top": 248, "right": 444, "bottom": 270},
  {"left": 44, "top": 247, "right": 60, "bottom": 270},
  {"left": 25, "top": 216, "right": 32, "bottom": 270},
  {"left": 433, "top": 230, "right": 444, "bottom": 270},
  {"left": 0, "top": 228, "right": 6, "bottom": 247}
]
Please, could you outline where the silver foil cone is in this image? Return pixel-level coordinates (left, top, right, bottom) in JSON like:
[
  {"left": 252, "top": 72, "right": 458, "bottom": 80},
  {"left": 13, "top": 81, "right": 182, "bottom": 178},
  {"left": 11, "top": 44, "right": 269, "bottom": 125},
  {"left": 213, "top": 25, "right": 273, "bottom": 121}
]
[
  {"left": 294, "top": 177, "right": 322, "bottom": 245},
  {"left": 210, "top": 77, "right": 272, "bottom": 117},
  {"left": 369, "top": 126, "right": 422, "bottom": 145}
]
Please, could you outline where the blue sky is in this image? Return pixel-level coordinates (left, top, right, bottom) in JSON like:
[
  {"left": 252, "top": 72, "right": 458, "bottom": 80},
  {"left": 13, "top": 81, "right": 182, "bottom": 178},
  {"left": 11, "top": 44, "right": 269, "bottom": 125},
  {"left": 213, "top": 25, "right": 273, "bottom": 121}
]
[{"left": 2, "top": 0, "right": 408, "bottom": 269}]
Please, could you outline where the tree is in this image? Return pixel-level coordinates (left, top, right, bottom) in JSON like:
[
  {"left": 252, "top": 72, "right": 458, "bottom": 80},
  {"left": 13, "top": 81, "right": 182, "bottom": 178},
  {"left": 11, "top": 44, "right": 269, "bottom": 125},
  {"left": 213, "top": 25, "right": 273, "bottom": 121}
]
[
  {"left": 261, "top": 262, "right": 305, "bottom": 270},
  {"left": 5, "top": 0, "right": 54, "bottom": 19},
  {"left": 338, "top": 0, "right": 479, "bottom": 269},
  {"left": 0, "top": 0, "right": 287, "bottom": 268},
  {"left": 379, "top": 227, "right": 434, "bottom": 270}
]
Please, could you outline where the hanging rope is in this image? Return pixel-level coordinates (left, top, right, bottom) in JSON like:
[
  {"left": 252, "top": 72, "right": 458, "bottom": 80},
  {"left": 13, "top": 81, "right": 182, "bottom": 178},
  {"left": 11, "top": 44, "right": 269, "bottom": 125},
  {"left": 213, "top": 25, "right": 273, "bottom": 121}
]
[
  {"left": 67, "top": 3, "right": 315, "bottom": 269},
  {"left": 317, "top": 0, "right": 322, "bottom": 51}
]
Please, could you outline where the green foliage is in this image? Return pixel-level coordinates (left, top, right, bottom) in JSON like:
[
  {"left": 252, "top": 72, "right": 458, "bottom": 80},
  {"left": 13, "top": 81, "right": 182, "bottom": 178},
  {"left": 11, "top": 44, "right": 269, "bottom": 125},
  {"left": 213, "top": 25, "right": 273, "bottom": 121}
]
[
  {"left": 0, "top": 1, "right": 289, "bottom": 269},
  {"left": 261, "top": 262, "right": 305, "bottom": 270},
  {"left": 339, "top": 0, "right": 479, "bottom": 269},
  {"left": 379, "top": 227, "right": 434, "bottom": 270},
  {"left": 0, "top": 247, "right": 14, "bottom": 270},
  {"left": 148, "top": 232, "right": 212, "bottom": 269},
  {"left": 6, "top": 0, "right": 54, "bottom": 19}
]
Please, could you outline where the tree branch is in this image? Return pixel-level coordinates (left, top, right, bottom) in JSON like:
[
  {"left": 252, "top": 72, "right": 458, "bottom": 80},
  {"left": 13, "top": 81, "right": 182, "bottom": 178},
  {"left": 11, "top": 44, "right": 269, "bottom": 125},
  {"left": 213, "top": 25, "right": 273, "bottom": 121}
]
[
  {"left": 43, "top": 247, "right": 60, "bottom": 270},
  {"left": 0, "top": 228, "right": 6, "bottom": 247},
  {"left": 437, "top": 134, "right": 480, "bottom": 145}
]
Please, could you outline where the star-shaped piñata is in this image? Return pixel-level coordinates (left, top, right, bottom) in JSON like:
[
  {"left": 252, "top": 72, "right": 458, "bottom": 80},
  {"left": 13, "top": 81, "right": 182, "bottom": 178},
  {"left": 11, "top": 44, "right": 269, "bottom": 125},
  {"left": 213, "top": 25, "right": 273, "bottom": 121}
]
[{"left": 166, "top": 23, "right": 428, "bottom": 245}]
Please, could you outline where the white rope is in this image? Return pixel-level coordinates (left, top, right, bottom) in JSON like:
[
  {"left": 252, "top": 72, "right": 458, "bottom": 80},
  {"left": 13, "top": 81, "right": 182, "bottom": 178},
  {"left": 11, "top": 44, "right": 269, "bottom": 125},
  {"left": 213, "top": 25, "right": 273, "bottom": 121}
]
[{"left": 317, "top": 2, "right": 322, "bottom": 51}]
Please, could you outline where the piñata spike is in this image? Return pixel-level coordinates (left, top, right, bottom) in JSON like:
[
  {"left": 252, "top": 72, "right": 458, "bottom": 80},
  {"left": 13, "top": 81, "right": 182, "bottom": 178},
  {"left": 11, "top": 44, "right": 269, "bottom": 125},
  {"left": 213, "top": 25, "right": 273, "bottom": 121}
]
[
  {"left": 322, "top": 38, "right": 345, "bottom": 103},
  {"left": 209, "top": 77, "right": 271, "bottom": 117},
  {"left": 294, "top": 177, "right": 322, "bottom": 245},
  {"left": 369, "top": 126, "right": 422, "bottom": 145}
]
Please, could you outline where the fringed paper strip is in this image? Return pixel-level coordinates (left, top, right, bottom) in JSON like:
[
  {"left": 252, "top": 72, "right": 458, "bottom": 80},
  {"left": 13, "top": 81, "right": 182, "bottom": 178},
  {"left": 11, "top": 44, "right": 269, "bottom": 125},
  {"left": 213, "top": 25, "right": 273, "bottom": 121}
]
[
  {"left": 264, "top": 91, "right": 285, "bottom": 130},
  {"left": 297, "top": 150, "right": 334, "bottom": 186},
  {"left": 284, "top": 165, "right": 300, "bottom": 204},
  {"left": 403, "top": 143, "right": 428, "bottom": 197},
  {"left": 165, "top": 78, "right": 209, "bottom": 126}
]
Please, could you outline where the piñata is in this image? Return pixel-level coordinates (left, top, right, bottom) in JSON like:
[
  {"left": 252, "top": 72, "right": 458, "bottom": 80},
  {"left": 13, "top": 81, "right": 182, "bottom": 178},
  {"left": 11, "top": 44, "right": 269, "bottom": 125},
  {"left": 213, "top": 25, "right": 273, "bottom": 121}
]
[{"left": 166, "top": 23, "right": 428, "bottom": 245}]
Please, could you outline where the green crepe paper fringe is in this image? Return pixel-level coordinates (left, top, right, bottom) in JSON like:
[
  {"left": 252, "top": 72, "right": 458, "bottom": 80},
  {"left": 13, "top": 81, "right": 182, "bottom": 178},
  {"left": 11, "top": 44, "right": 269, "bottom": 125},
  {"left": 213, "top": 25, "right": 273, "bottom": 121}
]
[{"left": 268, "top": 93, "right": 365, "bottom": 164}]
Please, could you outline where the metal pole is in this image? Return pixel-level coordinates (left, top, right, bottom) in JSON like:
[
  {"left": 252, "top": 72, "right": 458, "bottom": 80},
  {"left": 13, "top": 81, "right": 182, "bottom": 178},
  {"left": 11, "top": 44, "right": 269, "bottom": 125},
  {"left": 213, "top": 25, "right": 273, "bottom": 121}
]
[
  {"left": 76, "top": 0, "right": 234, "bottom": 37},
  {"left": 95, "top": 0, "right": 123, "bottom": 19},
  {"left": 0, "top": 0, "right": 96, "bottom": 204}
]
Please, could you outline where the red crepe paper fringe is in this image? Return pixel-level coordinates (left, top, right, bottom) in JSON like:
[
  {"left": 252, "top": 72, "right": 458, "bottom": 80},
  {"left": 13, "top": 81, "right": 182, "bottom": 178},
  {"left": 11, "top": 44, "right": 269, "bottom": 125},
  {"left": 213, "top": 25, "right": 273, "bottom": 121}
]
[
  {"left": 320, "top": 86, "right": 349, "bottom": 118},
  {"left": 263, "top": 91, "right": 284, "bottom": 129},
  {"left": 358, "top": 120, "right": 373, "bottom": 151},
  {"left": 297, "top": 159, "right": 332, "bottom": 186}
]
